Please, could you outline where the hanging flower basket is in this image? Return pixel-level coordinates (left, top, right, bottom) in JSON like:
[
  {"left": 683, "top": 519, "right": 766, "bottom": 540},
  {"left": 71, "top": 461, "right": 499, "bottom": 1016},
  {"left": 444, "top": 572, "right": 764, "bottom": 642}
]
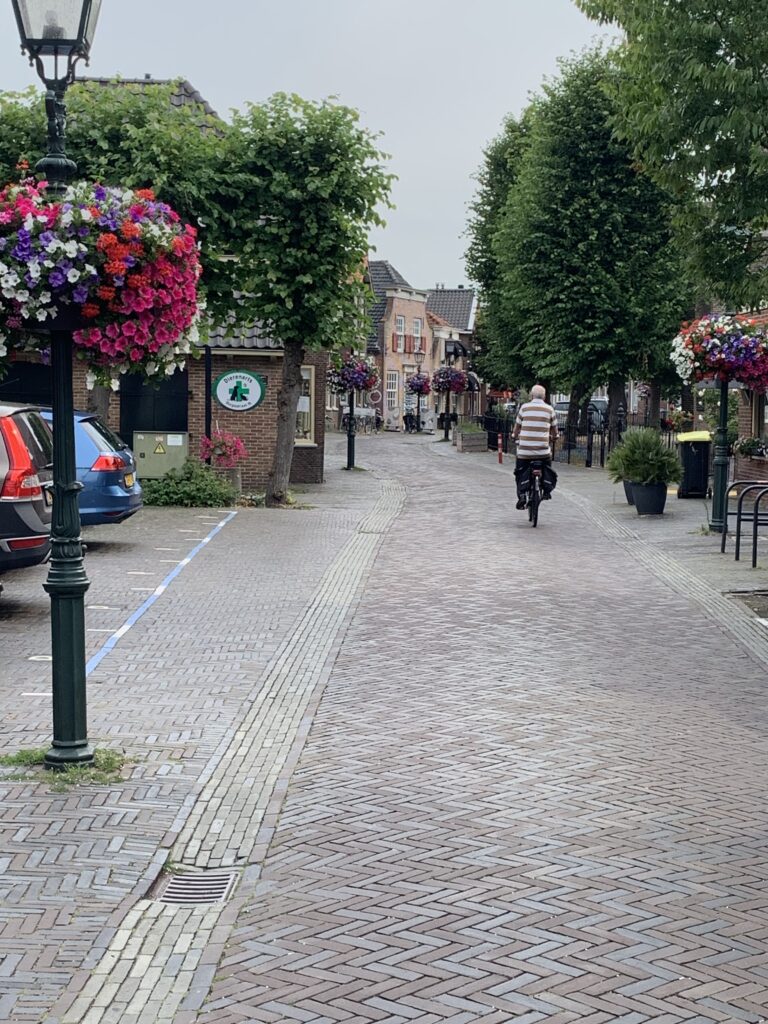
[
  {"left": 0, "top": 179, "right": 202, "bottom": 387},
  {"left": 432, "top": 366, "right": 468, "bottom": 394},
  {"left": 327, "top": 355, "right": 379, "bottom": 395},
  {"left": 671, "top": 314, "right": 768, "bottom": 392},
  {"left": 405, "top": 372, "right": 431, "bottom": 396}
]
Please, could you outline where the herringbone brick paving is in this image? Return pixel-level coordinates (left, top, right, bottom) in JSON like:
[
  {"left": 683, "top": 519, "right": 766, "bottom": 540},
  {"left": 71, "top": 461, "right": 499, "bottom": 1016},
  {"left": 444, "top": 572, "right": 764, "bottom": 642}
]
[
  {"left": 0, "top": 480, "right": 380, "bottom": 1024},
  {"left": 199, "top": 437, "right": 768, "bottom": 1024}
]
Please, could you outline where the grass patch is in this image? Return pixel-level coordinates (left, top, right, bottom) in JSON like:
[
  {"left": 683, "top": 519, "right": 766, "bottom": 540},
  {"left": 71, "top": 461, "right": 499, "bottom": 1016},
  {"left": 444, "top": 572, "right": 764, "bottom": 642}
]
[{"left": 0, "top": 747, "right": 129, "bottom": 790}]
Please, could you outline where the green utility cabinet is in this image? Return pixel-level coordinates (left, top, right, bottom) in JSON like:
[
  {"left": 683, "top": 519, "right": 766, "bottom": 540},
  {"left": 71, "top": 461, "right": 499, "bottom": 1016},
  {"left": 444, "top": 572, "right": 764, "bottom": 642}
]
[{"left": 133, "top": 432, "right": 189, "bottom": 479}]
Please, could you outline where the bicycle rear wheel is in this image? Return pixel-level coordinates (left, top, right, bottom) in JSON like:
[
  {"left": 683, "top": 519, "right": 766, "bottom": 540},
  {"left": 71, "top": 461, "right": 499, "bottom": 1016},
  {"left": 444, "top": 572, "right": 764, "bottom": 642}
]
[{"left": 529, "top": 478, "right": 540, "bottom": 527}]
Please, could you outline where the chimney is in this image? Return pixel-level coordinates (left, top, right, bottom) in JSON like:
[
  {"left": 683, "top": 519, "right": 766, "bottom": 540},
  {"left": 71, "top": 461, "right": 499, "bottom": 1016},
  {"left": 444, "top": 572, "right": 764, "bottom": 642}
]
[{"left": 457, "top": 284, "right": 464, "bottom": 289}]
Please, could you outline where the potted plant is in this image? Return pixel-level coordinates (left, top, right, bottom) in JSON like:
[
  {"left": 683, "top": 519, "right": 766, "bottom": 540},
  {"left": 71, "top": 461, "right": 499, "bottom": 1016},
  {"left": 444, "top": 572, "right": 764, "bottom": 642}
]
[
  {"left": 0, "top": 179, "right": 202, "bottom": 387},
  {"left": 606, "top": 440, "right": 635, "bottom": 505},
  {"left": 199, "top": 431, "right": 248, "bottom": 493},
  {"left": 620, "top": 427, "right": 682, "bottom": 515}
]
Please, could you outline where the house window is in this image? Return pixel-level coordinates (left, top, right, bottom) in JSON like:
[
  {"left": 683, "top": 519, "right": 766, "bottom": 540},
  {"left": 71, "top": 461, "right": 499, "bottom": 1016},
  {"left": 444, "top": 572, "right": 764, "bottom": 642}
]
[
  {"left": 413, "top": 318, "right": 422, "bottom": 352},
  {"left": 386, "top": 371, "right": 399, "bottom": 410},
  {"left": 295, "top": 366, "right": 315, "bottom": 444},
  {"left": 395, "top": 316, "right": 405, "bottom": 353}
]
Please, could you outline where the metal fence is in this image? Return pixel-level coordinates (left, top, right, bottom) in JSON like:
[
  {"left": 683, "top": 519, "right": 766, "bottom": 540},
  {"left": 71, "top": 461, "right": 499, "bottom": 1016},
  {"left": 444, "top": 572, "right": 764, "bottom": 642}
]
[{"left": 484, "top": 406, "right": 677, "bottom": 469}]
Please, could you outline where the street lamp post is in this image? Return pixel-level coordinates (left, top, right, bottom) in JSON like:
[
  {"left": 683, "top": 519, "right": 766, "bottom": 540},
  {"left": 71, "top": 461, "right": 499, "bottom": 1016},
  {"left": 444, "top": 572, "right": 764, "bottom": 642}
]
[
  {"left": 710, "top": 378, "right": 730, "bottom": 533},
  {"left": 11, "top": 0, "right": 102, "bottom": 767},
  {"left": 414, "top": 349, "right": 424, "bottom": 432}
]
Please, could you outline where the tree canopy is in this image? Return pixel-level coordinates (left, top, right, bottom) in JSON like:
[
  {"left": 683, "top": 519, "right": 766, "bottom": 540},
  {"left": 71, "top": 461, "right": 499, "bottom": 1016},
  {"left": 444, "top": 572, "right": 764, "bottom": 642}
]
[
  {"left": 466, "top": 50, "right": 688, "bottom": 401},
  {"left": 576, "top": 0, "right": 768, "bottom": 306}
]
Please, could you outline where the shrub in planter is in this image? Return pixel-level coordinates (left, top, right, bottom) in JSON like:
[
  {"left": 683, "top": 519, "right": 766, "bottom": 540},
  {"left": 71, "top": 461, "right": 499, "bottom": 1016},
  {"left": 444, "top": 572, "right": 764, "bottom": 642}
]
[
  {"left": 606, "top": 441, "right": 634, "bottom": 505},
  {"left": 621, "top": 428, "right": 682, "bottom": 515},
  {"left": 733, "top": 436, "right": 767, "bottom": 459},
  {"left": 142, "top": 459, "right": 236, "bottom": 507}
]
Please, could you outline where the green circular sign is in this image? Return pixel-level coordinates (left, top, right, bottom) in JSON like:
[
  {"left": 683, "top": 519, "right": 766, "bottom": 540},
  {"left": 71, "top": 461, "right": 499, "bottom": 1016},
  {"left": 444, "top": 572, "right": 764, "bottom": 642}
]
[{"left": 213, "top": 370, "right": 266, "bottom": 411}]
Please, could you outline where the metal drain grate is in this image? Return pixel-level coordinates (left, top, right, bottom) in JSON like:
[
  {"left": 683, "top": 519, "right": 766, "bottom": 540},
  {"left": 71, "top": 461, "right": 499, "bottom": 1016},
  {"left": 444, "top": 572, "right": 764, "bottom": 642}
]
[{"left": 156, "top": 870, "right": 238, "bottom": 906}]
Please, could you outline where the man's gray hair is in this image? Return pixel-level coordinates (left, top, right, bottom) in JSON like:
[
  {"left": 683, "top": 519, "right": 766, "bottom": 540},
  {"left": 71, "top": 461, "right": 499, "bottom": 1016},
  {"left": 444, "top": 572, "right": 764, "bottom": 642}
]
[{"left": 531, "top": 384, "right": 547, "bottom": 400}]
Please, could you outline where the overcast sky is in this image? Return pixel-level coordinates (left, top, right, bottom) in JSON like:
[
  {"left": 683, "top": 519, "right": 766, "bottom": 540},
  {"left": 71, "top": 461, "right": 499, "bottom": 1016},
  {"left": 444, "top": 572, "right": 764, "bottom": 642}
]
[{"left": 0, "top": 1, "right": 614, "bottom": 290}]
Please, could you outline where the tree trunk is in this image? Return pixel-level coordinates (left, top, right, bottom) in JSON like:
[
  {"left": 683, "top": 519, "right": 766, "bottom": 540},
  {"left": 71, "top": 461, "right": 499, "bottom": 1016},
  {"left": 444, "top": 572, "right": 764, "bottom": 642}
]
[
  {"left": 266, "top": 339, "right": 305, "bottom": 507},
  {"left": 86, "top": 383, "right": 111, "bottom": 424},
  {"left": 647, "top": 380, "right": 661, "bottom": 429},
  {"left": 607, "top": 378, "right": 626, "bottom": 449},
  {"left": 567, "top": 382, "right": 586, "bottom": 441}
]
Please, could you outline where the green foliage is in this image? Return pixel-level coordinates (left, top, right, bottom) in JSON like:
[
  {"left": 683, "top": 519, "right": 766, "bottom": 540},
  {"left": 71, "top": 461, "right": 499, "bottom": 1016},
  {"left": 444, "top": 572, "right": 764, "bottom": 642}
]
[
  {"left": 576, "top": 0, "right": 768, "bottom": 306},
  {"left": 142, "top": 460, "right": 236, "bottom": 507},
  {"left": 617, "top": 427, "right": 682, "bottom": 486},
  {"left": 0, "top": 747, "right": 127, "bottom": 790},
  {"left": 492, "top": 51, "right": 688, "bottom": 396},
  {"left": 606, "top": 442, "right": 628, "bottom": 483},
  {"left": 698, "top": 389, "right": 739, "bottom": 446},
  {"left": 215, "top": 94, "right": 393, "bottom": 350}
]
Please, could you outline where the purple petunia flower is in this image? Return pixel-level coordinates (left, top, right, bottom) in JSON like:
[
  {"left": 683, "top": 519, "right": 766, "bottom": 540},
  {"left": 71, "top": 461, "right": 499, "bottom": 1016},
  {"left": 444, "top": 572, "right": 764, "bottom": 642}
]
[
  {"left": 72, "top": 284, "right": 89, "bottom": 304},
  {"left": 48, "top": 269, "right": 66, "bottom": 288}
]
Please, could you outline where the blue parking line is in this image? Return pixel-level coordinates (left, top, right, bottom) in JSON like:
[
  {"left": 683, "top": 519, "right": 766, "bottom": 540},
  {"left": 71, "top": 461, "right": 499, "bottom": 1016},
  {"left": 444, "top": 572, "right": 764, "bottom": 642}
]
[{"left": 85, "top": 510, "right": 238, "bottom": 677}]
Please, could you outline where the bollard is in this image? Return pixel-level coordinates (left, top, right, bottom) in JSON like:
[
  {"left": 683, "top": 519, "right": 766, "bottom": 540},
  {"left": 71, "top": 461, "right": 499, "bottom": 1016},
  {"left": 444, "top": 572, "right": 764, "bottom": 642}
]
[{"left": 498, "top": 432, "right": 503, "bottom": 464}]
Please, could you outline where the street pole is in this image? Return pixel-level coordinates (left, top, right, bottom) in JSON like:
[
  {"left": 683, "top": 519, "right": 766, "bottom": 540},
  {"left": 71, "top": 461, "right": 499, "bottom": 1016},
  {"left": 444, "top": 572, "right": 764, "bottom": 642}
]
[
  {"left": 44, "top": 329, "right": 92, "bottom": 767},
  {"left": 710, "top": 378, "right": 730, "bottom": 533},
  {"left": 415, "top": 391, "right": 421, "bottom": 433},
  {"left": 443, "top": 392, "right": 451, "bottom": 441},
  {"left": 346, "top": 389, "right": 355, "bottom": 470},
  {"left": 204, "top": 344, "right": 212, "bottom": 462}
]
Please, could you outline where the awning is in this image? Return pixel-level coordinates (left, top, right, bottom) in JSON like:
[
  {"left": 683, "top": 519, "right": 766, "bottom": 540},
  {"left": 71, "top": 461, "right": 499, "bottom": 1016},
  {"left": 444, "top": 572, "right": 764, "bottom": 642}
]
[{"left": 466, "top": 371, "right": 481, "bottom": 392}]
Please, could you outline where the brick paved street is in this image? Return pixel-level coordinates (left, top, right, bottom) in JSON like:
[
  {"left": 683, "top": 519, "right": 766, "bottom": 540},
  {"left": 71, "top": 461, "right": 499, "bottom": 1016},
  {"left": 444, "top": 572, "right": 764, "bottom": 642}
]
[{"left": 3, "top": 433, "right": 768, "bottom": 1023}]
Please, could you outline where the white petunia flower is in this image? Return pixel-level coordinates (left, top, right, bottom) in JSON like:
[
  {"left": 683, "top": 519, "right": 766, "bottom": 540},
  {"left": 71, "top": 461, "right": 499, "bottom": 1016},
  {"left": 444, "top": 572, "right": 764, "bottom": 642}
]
[
  {"left": 67, "top": 269, "right": 81, "bottom": 284},
  {"left": 85, "top": 371, "right": 97, "bottom": 390}
]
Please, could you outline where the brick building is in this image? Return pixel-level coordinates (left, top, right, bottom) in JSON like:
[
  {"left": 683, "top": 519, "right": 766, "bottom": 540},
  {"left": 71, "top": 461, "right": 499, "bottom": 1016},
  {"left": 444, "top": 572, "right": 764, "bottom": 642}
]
[{"left": 1, "top": 337, "right": 328, "bottom": 492}]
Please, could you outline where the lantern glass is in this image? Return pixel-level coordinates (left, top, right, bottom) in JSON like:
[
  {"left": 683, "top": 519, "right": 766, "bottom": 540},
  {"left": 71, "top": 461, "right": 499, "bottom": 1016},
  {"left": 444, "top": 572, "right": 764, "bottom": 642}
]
[{"left": 12, "top": 0, "right": 102, "bottom": 57}]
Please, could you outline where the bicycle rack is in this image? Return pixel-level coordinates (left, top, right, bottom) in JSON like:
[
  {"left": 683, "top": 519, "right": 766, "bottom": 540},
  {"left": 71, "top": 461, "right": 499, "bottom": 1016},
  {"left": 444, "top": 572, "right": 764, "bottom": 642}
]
[{"left": 720, "top": 480, "right": 768, "bottom": 567}]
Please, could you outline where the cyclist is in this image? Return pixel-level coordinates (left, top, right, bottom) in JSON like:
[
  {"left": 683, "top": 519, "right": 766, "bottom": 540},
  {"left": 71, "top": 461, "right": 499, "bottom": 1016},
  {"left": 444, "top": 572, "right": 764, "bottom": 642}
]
[{"left": 512, "top": 384, "right": 559, "bottom": 509}]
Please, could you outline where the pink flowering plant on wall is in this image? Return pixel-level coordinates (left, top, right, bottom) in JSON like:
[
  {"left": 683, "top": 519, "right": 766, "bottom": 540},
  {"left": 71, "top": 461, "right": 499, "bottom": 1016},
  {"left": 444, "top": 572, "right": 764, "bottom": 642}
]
[
  {"left": 432, "top": 366, "right": 468, "bottom": 394},
  {"left": 0, "top": 179, "right": 203, "bottom": 387},
  {"left": 327, "top": 355, "right": 379, "bottom": 394},
  {"left": 199, "top": 431, "right": 249, "bottom": 468}
]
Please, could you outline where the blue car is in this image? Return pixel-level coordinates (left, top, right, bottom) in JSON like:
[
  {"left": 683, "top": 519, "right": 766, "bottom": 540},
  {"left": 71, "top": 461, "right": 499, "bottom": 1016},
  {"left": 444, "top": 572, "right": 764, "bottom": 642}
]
[{"left": 40, "top": 410, "right": 142, "bottom": 526}]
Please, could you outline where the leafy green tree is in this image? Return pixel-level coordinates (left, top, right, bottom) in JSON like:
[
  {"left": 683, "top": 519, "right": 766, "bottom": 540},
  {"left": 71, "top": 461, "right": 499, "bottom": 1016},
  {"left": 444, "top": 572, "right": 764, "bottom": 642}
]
[
  {"left": 465, "top": 111, "right": 537, "bottom": 389},
  {"left": 493, "top": 50, "right": 687, "bottom": 433},
  {"left": 216, "top": 95, "right": 391, "bottom": 504},
  {"left": 576, "top": 0, "right": 768, "bottom": 307}
]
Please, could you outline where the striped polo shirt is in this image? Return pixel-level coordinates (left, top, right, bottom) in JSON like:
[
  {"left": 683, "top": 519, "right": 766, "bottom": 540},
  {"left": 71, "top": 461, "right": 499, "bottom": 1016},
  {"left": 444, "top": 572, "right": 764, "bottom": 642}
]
[{"left": 514, "top": 398, "right": 557, "bottom": 458}]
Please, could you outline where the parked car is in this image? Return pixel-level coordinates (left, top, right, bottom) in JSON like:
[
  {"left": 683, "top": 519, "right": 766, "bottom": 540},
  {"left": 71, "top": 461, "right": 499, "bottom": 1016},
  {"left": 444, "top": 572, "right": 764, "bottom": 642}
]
[
  {"left": 0, "top": 403, "right": 53, "bottom": 581},
  {"left": 40, "top": 410, "right": 142, "bottom": 526},
  {"left": 554, "top": 398, "right": 608, "bottom": 430}
]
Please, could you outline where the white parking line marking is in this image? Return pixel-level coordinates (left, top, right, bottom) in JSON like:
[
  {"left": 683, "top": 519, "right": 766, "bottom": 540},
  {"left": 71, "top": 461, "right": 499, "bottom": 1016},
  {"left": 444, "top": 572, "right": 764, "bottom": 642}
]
[{"left": 28, "top": 655, "right": 52, "bottom": 662}]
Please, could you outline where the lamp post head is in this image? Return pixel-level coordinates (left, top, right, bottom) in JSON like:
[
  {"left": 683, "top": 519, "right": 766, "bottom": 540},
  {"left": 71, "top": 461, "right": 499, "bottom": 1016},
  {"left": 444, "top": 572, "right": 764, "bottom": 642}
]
[
  {"left": 414, "top": 350, "right": 425, "bottom": 367},
  {"left": 11, "top": 0, "right": 101, "bottom": 82}
]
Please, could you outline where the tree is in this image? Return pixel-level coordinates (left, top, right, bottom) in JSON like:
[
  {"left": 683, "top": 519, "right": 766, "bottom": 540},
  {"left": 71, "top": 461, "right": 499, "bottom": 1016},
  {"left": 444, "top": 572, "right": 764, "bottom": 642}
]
[
  {"left": 216, "top": 95, "right": 392, "bottom": 505},
  {"left": 576, "top": 0, "right": 768, "bottom": 307},
  {"left": 492, "top": 50, "right": 688, "bottom": 435},
  {"left": 465, "top": 111, "right": 537, "bottom": 389}
]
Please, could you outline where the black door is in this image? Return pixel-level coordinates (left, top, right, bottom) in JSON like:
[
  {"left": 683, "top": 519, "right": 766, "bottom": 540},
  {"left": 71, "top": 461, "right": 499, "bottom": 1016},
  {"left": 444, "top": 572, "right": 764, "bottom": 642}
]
[
  {"left": 0, "top": 361, "right": 52, "bottom": 406},
  {"left": 119, "top": 368, "right": 188, "bottom": 440}
]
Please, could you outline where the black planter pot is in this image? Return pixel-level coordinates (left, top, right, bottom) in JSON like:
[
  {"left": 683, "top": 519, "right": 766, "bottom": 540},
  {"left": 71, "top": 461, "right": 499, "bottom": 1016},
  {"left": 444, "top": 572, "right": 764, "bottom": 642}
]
[
  {"left": 633, "top": 482, "right": 668, "bottom": 516},
  {"left": 23, "top": 305, "right": 87, "bottom": 335},
  {"left": 623, "top": 480, "right": 635, "bottom": 506}
]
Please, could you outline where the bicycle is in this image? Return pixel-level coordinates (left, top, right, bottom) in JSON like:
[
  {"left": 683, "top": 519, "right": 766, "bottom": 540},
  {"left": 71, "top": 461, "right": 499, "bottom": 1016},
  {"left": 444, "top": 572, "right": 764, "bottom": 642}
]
[{"left": 525, "top": 460, "right": 545, "bottom": 528}]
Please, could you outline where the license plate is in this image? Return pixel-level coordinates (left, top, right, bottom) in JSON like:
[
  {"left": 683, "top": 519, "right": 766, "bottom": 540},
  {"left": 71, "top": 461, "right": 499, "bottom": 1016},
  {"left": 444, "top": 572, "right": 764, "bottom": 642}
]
[{"left": 124, "top": 473, "right": 135, "bottom": 488}]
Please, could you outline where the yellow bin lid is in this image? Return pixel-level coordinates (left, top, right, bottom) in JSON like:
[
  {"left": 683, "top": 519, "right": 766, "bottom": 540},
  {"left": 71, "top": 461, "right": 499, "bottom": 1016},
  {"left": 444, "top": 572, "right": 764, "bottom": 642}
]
[{"left": 676, "top": 430, "right": 711, "bottom": 442}]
